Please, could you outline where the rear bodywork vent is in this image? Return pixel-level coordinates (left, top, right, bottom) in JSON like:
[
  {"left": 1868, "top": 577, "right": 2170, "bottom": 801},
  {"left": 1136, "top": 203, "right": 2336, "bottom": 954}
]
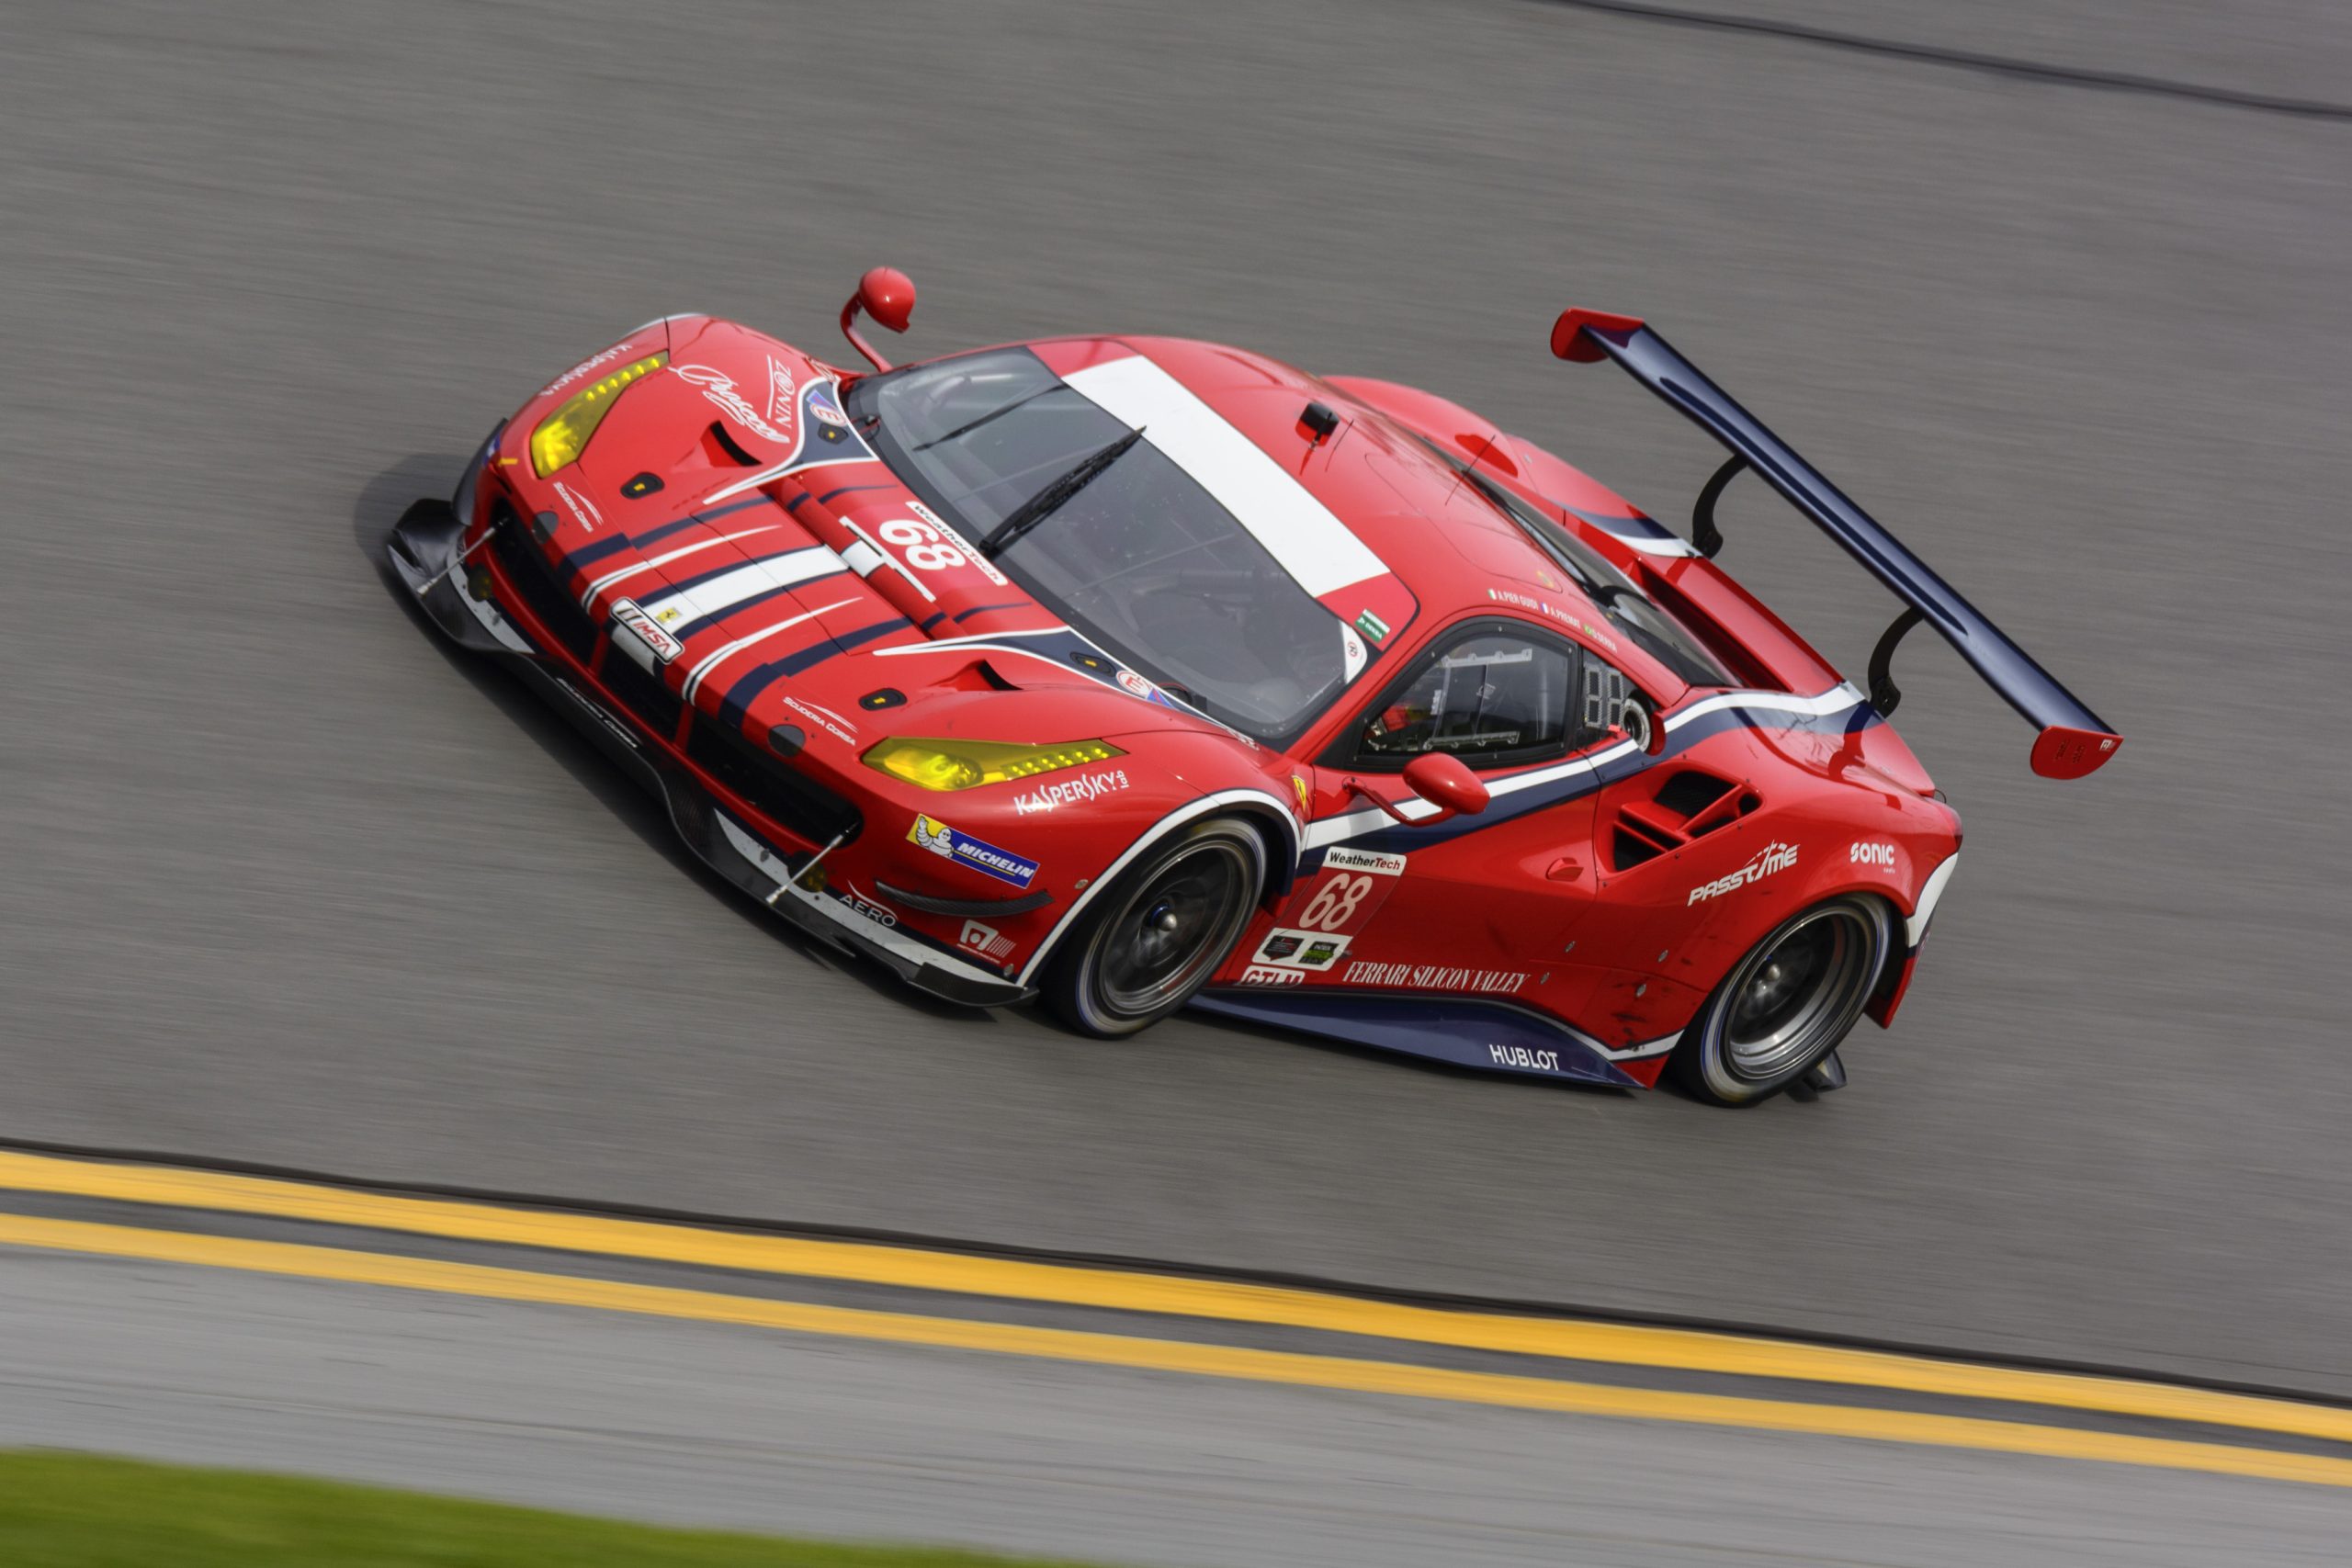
[
  {"left": 1607, "top": 769, "right": 1758, "bottom": 871},
  {"left": 1653, "top": 769, "right": 1734, "bottom": 819}
]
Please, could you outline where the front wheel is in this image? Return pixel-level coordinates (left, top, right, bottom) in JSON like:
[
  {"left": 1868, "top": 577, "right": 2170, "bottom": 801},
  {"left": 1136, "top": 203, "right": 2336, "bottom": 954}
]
[
  {"left": 1671, "top": 897, "right": 1892, "bottom": 1106},
  {"left": 1043, "top": 819, "right": 1266, "bottom": 1037}
]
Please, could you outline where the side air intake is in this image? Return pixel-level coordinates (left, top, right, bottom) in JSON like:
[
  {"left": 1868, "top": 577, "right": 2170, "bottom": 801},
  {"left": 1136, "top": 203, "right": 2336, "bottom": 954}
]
[{"left": 1608, "top": 769, "right": 1758, "bottom": 872}]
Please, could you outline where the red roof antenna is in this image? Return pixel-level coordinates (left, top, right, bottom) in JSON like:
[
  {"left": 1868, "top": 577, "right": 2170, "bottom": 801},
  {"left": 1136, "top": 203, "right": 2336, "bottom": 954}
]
[{"left": 841, "top": 267, "right": 915, "bottom": 371}]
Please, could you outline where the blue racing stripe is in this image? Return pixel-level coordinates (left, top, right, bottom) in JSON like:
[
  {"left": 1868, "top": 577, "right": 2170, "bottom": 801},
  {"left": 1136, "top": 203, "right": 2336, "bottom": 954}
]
[
  {"left": 656, "top": 543, "right": 830, "bottom": 599},
  {"left": 559, "top": 498, "right": 777, "bottom": 572},
  {"left": 813, "top": 482, "right": 894, "bottom": 508},
  {"left": 1338, "top": 697, "right": 1878, "bottom": 856},
  {"left": 717, "top": 618, "right": 906, "bottom": 728},
  {"left": 660, "top": 581, "right": 810, "bottom": 644}
]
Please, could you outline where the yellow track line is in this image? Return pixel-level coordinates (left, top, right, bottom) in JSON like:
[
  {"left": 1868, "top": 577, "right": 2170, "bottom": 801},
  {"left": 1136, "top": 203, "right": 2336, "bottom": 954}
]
[
  {"left": 3, "top": 1212, "right": 2348, "bottom": 1491},
  {"left": 0, "top": 1150, "right": 2342, "bottom": 1446}
]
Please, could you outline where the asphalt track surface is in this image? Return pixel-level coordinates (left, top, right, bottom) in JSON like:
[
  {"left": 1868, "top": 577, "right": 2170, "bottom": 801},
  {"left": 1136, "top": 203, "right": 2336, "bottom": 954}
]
[
  {"left": 6, "top": 1156, "right": 2352, "bottom": 1566},
  {"left": 4, "top": 0, "right": 2350, "bottom": 1532},
  {"left": 15, "top": 1253, "right": 2348, "bottom": 1568}
]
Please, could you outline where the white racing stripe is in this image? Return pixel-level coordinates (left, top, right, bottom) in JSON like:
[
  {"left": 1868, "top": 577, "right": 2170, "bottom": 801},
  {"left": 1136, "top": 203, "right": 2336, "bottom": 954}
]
[
  {"left": 1905, "top": 852, "right": 1961, "bottom": 946},
  {"left": 1014, "top": 787, "right": 1300, "bottom": 988},
  {"left": 1604, "top": 1031, "right": 1682, "bottom": 1062},
  {"left": 1575, "top": 512, "right": 1701, "bottom": 558},
  {"left": 1064, "top": 355, "right": 1387, "bottom": 598},
  {"left": 634, "top": 546, "right": 846, "bottom": 629},
  {"left": 1300, "top": 683, "right": 1867, "bottom": 850},
  {"left": 681, "top": 598, "right": 859, "bottom": 702},
  {"left": 840, "top": 520, "right": 935, "bottom": 604},
  {"left": 579, "top": 524, "right": 783, "bottom": 609},
  {"left": 701, "top": 449, "right": 874, "bottom": 506}
]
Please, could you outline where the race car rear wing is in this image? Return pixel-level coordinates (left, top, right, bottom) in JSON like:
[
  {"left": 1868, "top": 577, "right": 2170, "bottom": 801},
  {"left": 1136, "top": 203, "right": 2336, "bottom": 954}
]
[{"left": 1552, "top": 309, "right": 2121, "bottom": 780}]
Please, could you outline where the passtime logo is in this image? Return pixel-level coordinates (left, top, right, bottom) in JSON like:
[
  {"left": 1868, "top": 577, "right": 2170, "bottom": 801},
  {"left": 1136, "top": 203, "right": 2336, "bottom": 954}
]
[{"left": 1687, "top": 842, "right": 1799, "bottom": 905}]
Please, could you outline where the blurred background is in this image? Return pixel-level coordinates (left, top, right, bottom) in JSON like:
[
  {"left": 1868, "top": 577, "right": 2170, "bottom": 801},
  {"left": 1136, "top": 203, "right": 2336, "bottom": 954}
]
[{"left": 3, "top": 2, "right": 2349, "bottom": 1563}]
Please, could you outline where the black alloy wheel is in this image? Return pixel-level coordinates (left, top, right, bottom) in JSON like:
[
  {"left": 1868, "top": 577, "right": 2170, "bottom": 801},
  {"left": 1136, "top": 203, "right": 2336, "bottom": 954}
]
[
  {"left": 1044, "top": 819, "right": 1266, "bottom": 1037},
  {"left": 1672, "top": 897, "right": 1892, "bottom": 1106}
]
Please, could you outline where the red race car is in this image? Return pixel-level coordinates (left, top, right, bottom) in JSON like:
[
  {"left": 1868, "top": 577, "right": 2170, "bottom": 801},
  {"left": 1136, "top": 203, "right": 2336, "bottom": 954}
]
[{"left": 391, "top": 272, "right": 2119, "bottom": 1105}]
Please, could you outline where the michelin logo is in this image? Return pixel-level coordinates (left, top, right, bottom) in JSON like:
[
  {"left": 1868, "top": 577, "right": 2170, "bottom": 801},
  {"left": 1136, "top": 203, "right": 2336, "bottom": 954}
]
[{"left": 909, "top": 814, "right": 1039, "bottom": 889}]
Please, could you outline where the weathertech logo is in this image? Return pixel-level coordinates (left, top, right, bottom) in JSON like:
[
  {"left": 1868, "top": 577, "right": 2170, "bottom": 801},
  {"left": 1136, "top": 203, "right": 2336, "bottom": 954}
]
[
  {"left": 959, "top": 920, "right": 1014, "bottom": 962},
  {"left": 1323, "top": 847, "right": 1407, "bottom": 877},
  {"left": 1687, "top": 842, "right": 1799, "bottom": 905}
]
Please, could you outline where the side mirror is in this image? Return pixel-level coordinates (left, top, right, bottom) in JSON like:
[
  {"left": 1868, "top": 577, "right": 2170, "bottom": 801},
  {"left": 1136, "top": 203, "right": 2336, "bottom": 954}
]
[
  {"left": 1401, "top": 752, "right": 1490, "bottom": 818},
  {"left": 840, "top": 266, "right": 916, "bottom": 371}
]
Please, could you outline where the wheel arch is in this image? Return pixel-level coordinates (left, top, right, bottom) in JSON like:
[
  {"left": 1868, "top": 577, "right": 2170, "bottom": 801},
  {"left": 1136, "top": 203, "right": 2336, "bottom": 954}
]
[{"left": 1016, "top": 787, "right": 1299, "bottom": 988}]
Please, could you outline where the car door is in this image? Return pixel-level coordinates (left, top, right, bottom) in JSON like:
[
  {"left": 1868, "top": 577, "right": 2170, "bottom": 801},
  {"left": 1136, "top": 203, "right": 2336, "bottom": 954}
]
[{"left": 1245, "top": 619, "right": 1632, "bottom": 1004}]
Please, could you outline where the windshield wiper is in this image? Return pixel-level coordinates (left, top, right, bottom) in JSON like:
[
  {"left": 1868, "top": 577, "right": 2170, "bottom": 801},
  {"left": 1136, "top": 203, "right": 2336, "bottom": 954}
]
[
  {"left": 911, "top": 385, "right": 1061, "bottom": 452},
  {"left": 980, "top": 426, "right": 1146, "bottom": 559}
]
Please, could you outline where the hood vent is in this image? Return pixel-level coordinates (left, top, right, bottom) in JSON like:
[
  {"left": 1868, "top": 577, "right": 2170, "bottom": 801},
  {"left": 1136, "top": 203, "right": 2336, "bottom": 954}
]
[
  {"left": 1610, "top": 769, "right": 1758, "bottom": 871},
  {"left": 703, "top": 421, "right": 760, "bottom": 467}
]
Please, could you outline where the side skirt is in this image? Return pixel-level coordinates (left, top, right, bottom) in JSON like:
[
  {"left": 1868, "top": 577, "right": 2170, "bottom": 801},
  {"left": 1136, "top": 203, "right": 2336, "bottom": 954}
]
[{"left": 1188, "top": 989, "right": 1671, "bottom": 1089}]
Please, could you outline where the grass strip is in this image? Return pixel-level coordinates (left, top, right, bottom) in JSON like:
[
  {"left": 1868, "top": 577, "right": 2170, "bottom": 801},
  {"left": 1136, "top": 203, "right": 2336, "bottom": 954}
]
[{"left": 0, "top": 1450, "right": 1109, "bottom": 1568}]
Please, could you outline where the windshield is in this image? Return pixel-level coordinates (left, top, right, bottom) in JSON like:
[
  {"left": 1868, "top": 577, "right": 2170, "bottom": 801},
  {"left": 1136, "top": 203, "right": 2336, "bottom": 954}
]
[{"left": 850, "top": 348, "right": 1373, "bottom": 742}]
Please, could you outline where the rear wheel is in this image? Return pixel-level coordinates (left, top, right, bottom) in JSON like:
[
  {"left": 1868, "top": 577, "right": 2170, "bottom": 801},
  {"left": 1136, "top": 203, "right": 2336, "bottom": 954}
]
[
  {"left": 1044, "top": 819, "right": 1265, "bottom": 1037},
  {"left": 1672, "top": 897, "right": 1891, "bottom": 1106}
]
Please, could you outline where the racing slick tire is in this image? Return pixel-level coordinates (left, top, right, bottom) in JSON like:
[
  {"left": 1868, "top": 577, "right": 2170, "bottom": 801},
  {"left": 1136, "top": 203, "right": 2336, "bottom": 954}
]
[
  {"left": 1671, "top": 896, "right": 1893, "bottom": 1106},
  {"left": 1043, "top": 818, "right": 1267, "bottom": 1038}
]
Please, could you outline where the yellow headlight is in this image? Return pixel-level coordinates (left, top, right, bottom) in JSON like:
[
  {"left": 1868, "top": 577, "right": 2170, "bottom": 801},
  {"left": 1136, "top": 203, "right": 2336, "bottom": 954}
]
[
  {"left": 529, "top": 351, "right": 668, "bottom": 477},
  {"left": 863, "top": 738, "right": 1125, "bottom": 792}
]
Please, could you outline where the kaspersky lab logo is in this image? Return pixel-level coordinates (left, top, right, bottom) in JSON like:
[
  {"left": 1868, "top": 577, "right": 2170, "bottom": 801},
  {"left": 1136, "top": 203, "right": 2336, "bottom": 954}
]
[{"left": 1687, "top": 841, "right": 1799, "bottom": 905}]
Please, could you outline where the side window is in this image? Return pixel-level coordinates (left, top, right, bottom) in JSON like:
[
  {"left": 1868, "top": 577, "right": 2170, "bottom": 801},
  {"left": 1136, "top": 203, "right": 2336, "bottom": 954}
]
[
  {"left": 1572, "top": 654, "right": 1644, "bottom": 752},
  {"left": 1359, "top": 631, "right": 1577, "bottom": 763}
]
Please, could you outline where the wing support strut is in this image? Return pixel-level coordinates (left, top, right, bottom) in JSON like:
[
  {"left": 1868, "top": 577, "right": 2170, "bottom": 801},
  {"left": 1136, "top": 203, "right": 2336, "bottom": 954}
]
[
  {"left": 1690, "top": 454, "right": 1744, "bottom": 559},
  {"left": 1548, "top": 306, "right": 2122, "bottom": 780}
]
